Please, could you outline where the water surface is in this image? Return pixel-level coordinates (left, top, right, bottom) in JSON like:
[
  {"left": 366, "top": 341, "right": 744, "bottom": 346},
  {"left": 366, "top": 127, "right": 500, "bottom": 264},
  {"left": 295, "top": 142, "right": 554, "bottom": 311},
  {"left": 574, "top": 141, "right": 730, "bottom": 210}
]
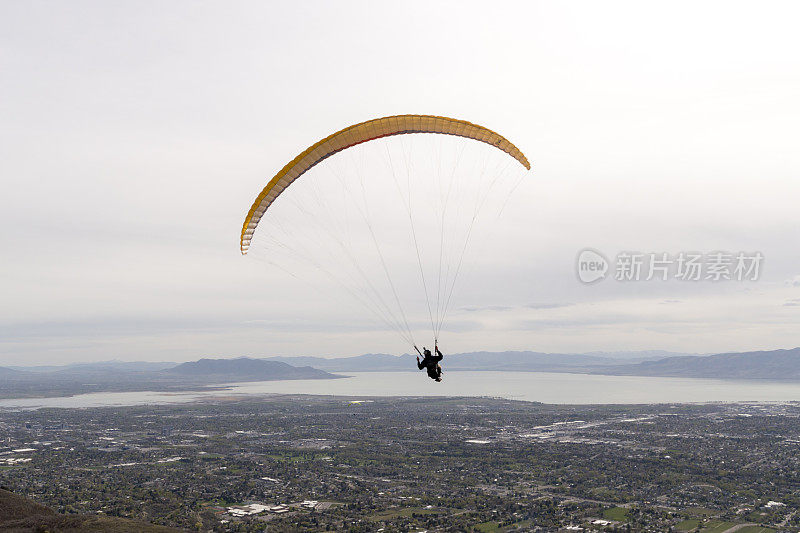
[{"left": 2, "top": 371, "right": 799, "bottom": 410}]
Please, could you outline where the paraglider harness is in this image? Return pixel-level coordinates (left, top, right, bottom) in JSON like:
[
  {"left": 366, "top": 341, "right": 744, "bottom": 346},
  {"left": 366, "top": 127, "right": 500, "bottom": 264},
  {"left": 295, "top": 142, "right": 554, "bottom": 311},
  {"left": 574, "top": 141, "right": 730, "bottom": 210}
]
[{"left": 415, "top": 343, "right": 443, "bottom": 382}]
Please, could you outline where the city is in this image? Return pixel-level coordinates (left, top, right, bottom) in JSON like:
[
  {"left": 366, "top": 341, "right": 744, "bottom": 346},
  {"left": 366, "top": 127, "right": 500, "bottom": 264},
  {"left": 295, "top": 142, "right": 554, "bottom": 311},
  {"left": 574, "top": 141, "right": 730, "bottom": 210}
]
[{"left": 1, "top": 396, "right": 798, "bottom": 531}]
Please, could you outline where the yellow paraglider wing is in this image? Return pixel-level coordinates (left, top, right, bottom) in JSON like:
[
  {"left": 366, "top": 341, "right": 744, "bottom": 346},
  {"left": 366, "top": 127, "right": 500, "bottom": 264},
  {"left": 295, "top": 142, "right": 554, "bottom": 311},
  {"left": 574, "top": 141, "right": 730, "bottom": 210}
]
[{"left": 240, "top": 114, "right": 530, "bottom": 254}]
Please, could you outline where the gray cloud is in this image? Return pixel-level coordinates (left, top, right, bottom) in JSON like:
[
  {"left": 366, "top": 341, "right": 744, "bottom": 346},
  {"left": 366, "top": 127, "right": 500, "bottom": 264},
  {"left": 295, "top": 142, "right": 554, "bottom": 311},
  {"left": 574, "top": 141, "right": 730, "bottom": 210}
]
[
  {"left": 461, "top": 305, "right": 513, "bottom": 312},
  {"left": 525, "top": 303, "right": 574, "bottom": 310}
]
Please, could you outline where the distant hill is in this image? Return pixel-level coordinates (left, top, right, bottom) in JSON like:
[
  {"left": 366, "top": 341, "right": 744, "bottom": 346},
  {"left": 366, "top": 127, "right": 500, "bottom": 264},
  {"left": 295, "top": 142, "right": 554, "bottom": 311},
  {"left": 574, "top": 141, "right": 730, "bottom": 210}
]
[
  {"left": 0, "top": 358, "right": 341, "bottom": 400},
  {"left": 447, "top": 351, "right": 615, "bottom": 370},
  {"left": 166, "top": 357, "right": 340, "bottom": 380},
  {"left": 0, "top": 488, "right": 180, "bottom": 532},
  {"left": 0, "top": 366, "right": 25, "bottom": 378},
  {"left": 591, "top": 347, "right": 800, "bottom": 380},
  {"left": 579, "top": 350, "right": 699, "bottom": 361},
  {"left": 9, "top": 360, "right": 178, "bottom": 373},
  {"left": 267, "top": 353, "right": 414, "bottom": 371}
]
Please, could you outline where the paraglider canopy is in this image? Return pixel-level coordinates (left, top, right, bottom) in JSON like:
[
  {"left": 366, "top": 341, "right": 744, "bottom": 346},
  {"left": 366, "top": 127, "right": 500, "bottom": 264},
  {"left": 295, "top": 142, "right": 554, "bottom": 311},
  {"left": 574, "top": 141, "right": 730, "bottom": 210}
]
[{"left": 240, "top": 114, "right": 530, "bottom": 254}]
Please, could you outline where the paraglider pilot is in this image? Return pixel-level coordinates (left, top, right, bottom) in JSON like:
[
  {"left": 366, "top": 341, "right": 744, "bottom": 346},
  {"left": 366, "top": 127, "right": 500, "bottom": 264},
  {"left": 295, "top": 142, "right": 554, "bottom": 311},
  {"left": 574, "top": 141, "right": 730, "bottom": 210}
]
[{"left": 415, "top": 343, "right": 443, "bottom": 382}]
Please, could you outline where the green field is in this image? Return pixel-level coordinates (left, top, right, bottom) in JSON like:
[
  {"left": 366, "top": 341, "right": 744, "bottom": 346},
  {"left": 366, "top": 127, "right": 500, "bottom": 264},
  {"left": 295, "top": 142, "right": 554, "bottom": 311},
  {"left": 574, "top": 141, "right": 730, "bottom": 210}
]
[
  {"left": 701, "top": 521, "right": 737, "bottom": 533},
  {"left": 735, "top": 527, "right": 774, "bottom": 533},
  {"left": 675, "top": 518, "right": 701, "bottom": 531},
  {"left": 603, "top": 506, "right": 629, "bottom": 521}
]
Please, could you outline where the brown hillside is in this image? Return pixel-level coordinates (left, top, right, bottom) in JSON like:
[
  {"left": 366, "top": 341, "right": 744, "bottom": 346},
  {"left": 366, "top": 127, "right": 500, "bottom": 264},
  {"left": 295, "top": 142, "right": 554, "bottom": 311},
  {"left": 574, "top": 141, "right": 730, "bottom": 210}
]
[{"left": 0, "top": 489, "right": 181, "bottom": 532}]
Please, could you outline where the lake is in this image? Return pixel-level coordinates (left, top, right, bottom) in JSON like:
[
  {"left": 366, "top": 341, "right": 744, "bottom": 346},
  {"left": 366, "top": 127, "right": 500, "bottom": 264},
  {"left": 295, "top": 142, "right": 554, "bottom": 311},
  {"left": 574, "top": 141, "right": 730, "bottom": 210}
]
[{"left": 2, "top": 371, "right": 800, "bottom": 410}]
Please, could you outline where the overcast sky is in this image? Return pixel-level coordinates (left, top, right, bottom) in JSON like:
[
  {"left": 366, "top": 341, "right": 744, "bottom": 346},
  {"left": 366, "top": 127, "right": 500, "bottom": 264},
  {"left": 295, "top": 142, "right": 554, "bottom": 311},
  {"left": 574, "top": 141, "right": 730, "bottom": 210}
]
[{"left": 2, "top": 1, "right": 799, "bottom": 364}]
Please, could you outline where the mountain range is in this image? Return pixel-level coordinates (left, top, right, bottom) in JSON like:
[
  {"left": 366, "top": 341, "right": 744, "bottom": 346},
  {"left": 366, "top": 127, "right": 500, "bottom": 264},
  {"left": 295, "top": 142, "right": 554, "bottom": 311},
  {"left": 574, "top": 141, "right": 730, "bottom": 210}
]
[
  {"left": 264, "top": 350, "right": 690, "bottom": 372},
  {"left": 7, "top": 360, "right": 177, "bottom": 373},
  {"left": 3, "top": 348, "right": 800, "bottom": 400},
  {"left": 166, "top": 357, "right": 336, "bottom": 380},
  {"left": 266, "top": 348, "right": 800, "bottom": 379},
  {"left": 595, "top": 347, "right": 800, "bottom": 380}
]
